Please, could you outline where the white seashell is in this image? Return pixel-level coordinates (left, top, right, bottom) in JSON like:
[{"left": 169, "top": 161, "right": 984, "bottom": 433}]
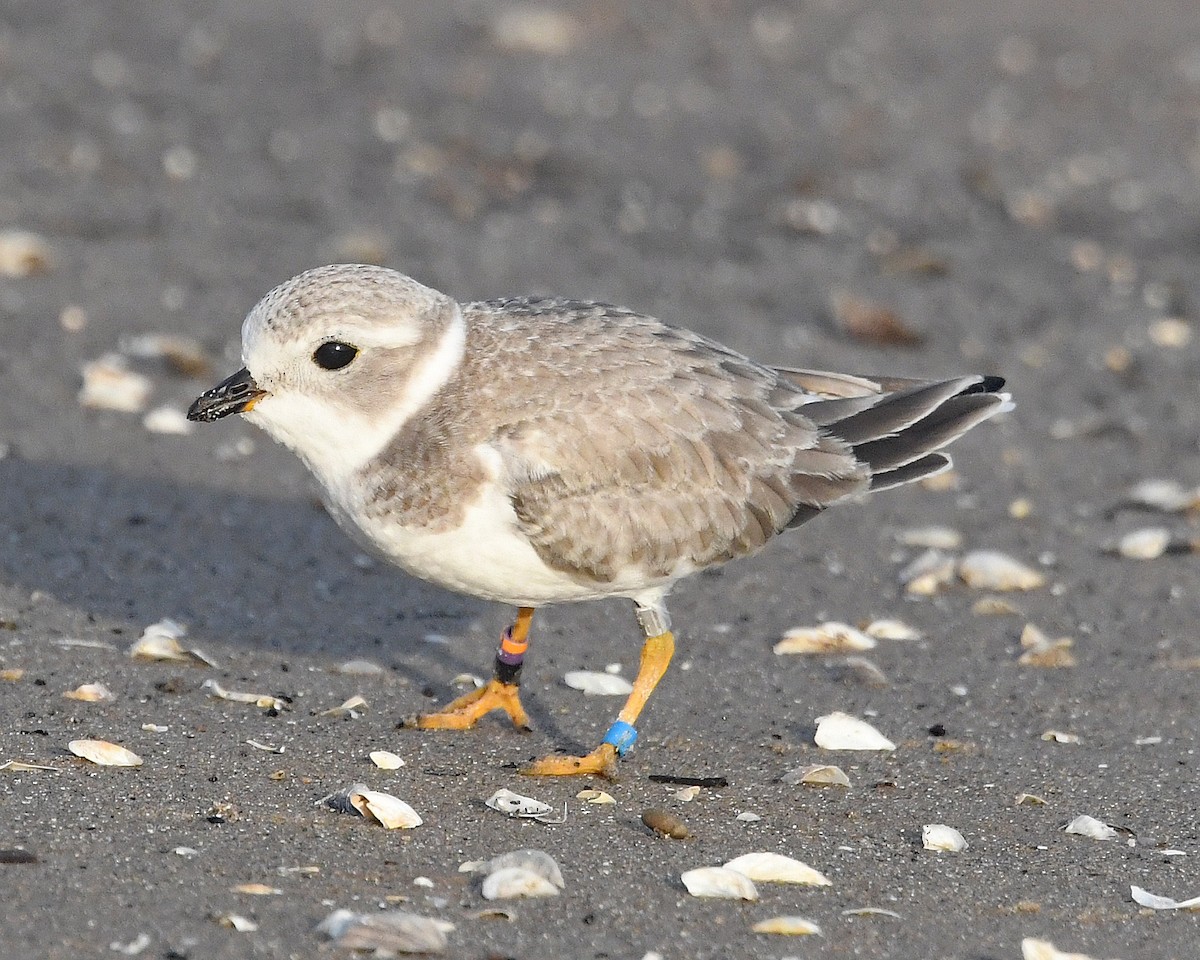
[
  {"left": 673, "top": 785, "right": 700, "bottom": 802},
  {"left": 1017, "top": 624, "right": 1076, "bottom": 668},
  {"left": 320, "top": 694, "right": 369, "bottom": 717},
  {"left": 231, "top": 882, "right": 281, "bottom": 895},
  {"left": 121, "top": 332, "right": 210, "bottom": 375},
  {"left": 1041, "top": 729, "right": 1081, "bottom": 744},
  {"left": 958, "top": 550, "right": 1045, "bottom": 591},
  {"left": 735, "top": 811, "right": 762, "bottom": 822},
  {"left": 751, "top": 916, "right": 822, "bottom": 936},
  {"left": 1114, "top": 527, "right": 1171, "bottom": 560},
  {"left": 488, "top": 851, "right": 563, "bottom": 886},
  {"left": 0, "top": 228, "right": 53, "bottom": 276},
  {"left": 814, "top": 712, "right": 895, "bottom": 751},
  {"left": 899, "top": 549, "right": 957, "bottom": 595},
  {"left": 141, "top": 724, "right": 168, "bottom": 733},
  {"left": 450, "top": 672, "right": 484, "bottom": 689},
  {"left": 774, "top": 622, "right": 875, "bottom": 655},
  {"left": 337, "top": 659, "right": 385, "bottom": 676},
  {"left": 485, "top": 788, "right": 554, "bottom": 819},
  {"left": 78, "top": 353, "right": 152, "bottom": 413},
  {"left": 563, "top": 670, "right": 634, "bottom": 696},
  {"left": 1125, "top": 478, "right": 1200, "bottom": 513},
  {"left": 897, "top": 526, "right": 963, "bottom": 550},
  {"left": 481, "top": 866, "right": 560, "bottom": 900},
  {"left": 841, "top": 907, "right": 903, "bottom": 918},
  {"left": 1021, "top": 937, "right": 1110, "bottom": 960},
  {"left": 0, "top": 760, "right": 60, "bottom": 772},
  {"left": 369, "top": 751, "right": 405, "bottom": 770},
  {"left": 1064, "top": 814, "right": 1117, "bottom": 840},
  {"left": 782, "top": 764, "right": 851, "bottom": 788},
  {"left": 63, "top": 682, "right": 114, "bottom": 702},
  {"left": 576, "top": 789, "right": 616, "bottom": 804},
  {"left": 681, "top": 866, "right": 759, "bottom": 900},
  {"left": 723, "top": 853, "right": 831, "bottom": 886},
  {"left": 863, "top": 619, "right": 922, "bottom": 642},
  {"left": 486, "top": 849, "right": 565, "bottom": 889},
  {"left": 921, "top": 824, "right": 968, "bottom": 852},
  {"left": 202, "top": 678, "right": 287, "bottom": 712},
  {"left": 216, "top": 913, "right": 258, "bottom": 932},
  {"left": 142, "top": 406, "right": 193, "bottom": 435},
  {"left": 128, "top": 619, "right": 216, "bottom": 666},
  {"left": 316, "top": 908, "right": 450, "bottom": 953},
  {"left": 321, "top": 783, "right": 422, "bottom": 829},
  {"left": 835, "top": 656, "right": 889, "bottom": 687},
  {"left": 1129, "top": 884, "right": 1200, "bottom": 911},
  {"left": 1015, "top": 793, "right": 1047, "bottom": 805},
  {"left": 68, "top": 739, "right": 143, "bottom": 767}
]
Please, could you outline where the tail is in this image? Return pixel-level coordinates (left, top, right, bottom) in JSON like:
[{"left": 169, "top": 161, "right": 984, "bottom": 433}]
[{"left": 777, "top": 370, "right": 1011, "bottom": 526}]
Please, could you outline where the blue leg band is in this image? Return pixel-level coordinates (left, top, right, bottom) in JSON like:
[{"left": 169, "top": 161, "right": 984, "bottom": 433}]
[{"left": 602, "top": 720, "right": 638, "bottom": 757}]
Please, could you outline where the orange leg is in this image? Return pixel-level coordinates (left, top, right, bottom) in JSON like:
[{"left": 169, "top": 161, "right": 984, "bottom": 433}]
[
  {"left": 408, "top": 607, "right": 534, "bottom": 732},
  {"left": 523, "top": 629, "right": 675, "bottom": 778}
]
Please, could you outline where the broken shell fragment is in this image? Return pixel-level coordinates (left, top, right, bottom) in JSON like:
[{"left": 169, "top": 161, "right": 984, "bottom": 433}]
[
  {"left": 63, "top": 682, "right": 115, "bottom": 702},
  {"left": 563, "top": 670, "right": 634, "bottom": 696},
  {"left": 142, "top": 406, "right": 194, "bottom": 436},
  {"left": 1064, "top": 815, "right": 1117, "bottom": 840},
  {"left": 68, "top": 739, "right": 143, "bottom": 767},
  {"left": 814, "top": 712, "right": 896, "bottom": 751},
  {"left": 576, "top": 788, "right": 615, "bottom": 804},
  {"left": 1130, "top": 884, "right": 1200, "bottom": 911},
  {"left": 481, "top": 866, "right": 561, "bottom": 900},
  {"left": 232, "top": 882, "right": 281, "bottom": 895},
  {"left": 1041, "top": 729, "right": 1081, "bottom": 744},
  {"left": 202, "top": 679, "right": 288, "bottom": 712},
  {"left": 0, "top": 228, "right": 53, "bottom": 276},
  {"left": 78, "top": 353, "right": 153, "bottom": 413},
  {"left": 863, "top": 619, "right": 922, "bottom": 642},
  {"left": 485, "top": 788, "right": 554, "bottom": 819},
  {"left": 922, "top": 824, "right": 968, "bottom": 852},
  {"left": 1125, "top": 478, "right": 1200, "bottom": 513},
  {"left": 1015, "top": 793, "right": 1048, "bottom": 805},
  {"left": 1111, "top": 527, "right": 1172, "bottom": 560},
  {"left": 783, "top": 764, "right": 851, "bottom": 788},
  {"left": 369, "top": 750, "right": 405, "bottom": 770},
  {"left": 1021, "top": 938, "right": 1111, "bottom": 960},
  {"left": 642, "top": 809, "right": 689, "bottom": 839},
  {"left": 972, "top": 595, "right": 1023, "bottom": 616},
  {"left": 337, "top": 659, "right": 385, "bottom": 676},
  {"left": 681, "top": 866, "right": 759, "bottom": 900},
  {"left": 321, "top": 783, "right": 422, "bottom": 829},
  {"left": 484, "top": 849, "right": 565, "bottom": 889},
  {"left": 897, "top": 526, "right": 962, "bottom": 550},
  {"left": 751, "top": 916, "right": 822, "bottom": 936},
  {"left": 899, "top": 549, "right": 956, "bottom": 595},
  {"left": 774, "top": 622, "right": 875, "bottom": 655},
  {"left": 1018, "top": 623, "right": 1076, "bottom": 668},
  {"left": 216, "top": 913, "right": 259, "bottom": 932},
  {"left": 316, "top": 908, "right": 450, "bottom": 954},
  {"left": 128, "top": 619, "right": 216, "bottom": 666},
  {"left": 958, "top": 550, "right": 1045, "bottom": 591},
  {"left": 673, "top": 786, "right": 701, "bottom": 802},
  {"left": 320, "top": 694, "right": 369, "bottom": 718},
  {"left": 723, "top": 853, "right": 831, "bottom": 886}
]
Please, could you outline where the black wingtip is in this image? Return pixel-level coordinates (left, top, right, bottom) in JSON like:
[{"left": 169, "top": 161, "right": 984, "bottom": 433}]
[{"left": 962, "top": 375, "right": 1006, "bottom": 395}]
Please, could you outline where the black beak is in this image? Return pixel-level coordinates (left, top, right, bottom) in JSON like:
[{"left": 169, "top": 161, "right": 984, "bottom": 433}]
[{"left": 186, "top": 367, "right": 267, "bottom": 422}]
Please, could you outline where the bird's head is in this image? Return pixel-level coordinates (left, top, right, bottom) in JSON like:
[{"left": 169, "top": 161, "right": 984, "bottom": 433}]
[{"left": 188, "top": 263, "right": 466, "bottom": 479}]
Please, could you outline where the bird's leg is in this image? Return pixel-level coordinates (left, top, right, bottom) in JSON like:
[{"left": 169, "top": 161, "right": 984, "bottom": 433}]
[
  {"left": 523, "top": 604, "right": 674, "bottom": 778},
  {"left": 408, "top": 607, "right": 534, "bottom": 732}
]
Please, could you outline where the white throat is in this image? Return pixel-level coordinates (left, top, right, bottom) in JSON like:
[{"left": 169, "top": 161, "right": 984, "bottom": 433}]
[{"left": 245, "top": 305, "right": 467, "bottom": 487}]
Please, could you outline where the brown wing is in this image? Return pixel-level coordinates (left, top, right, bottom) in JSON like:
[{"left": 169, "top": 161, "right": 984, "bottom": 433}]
[{"left": 473, "top": 302, "right": 870, "bottom": 585}]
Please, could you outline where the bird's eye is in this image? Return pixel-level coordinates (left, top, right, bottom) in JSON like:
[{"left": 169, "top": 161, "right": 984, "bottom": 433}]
[{"left": 312, "top": 341, "right": 358, "bottom": 370}]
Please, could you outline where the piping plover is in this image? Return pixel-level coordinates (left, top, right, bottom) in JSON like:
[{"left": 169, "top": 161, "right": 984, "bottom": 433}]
[{"left": 189, "top": 263, "right": 1009, "bottom": 777}]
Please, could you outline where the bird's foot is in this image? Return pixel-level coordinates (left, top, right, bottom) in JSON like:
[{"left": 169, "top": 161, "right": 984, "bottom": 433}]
[
  {"left": 407, "top": 679, "right": 531, "bottom": 732},
  {"left": 522, "top": 742, "right": 619, "bottom": 779}
]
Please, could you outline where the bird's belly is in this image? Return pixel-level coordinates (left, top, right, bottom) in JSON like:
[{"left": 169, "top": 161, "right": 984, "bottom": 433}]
[{"left": 334, "top": 483, "right": 618, "bottom": 606}]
